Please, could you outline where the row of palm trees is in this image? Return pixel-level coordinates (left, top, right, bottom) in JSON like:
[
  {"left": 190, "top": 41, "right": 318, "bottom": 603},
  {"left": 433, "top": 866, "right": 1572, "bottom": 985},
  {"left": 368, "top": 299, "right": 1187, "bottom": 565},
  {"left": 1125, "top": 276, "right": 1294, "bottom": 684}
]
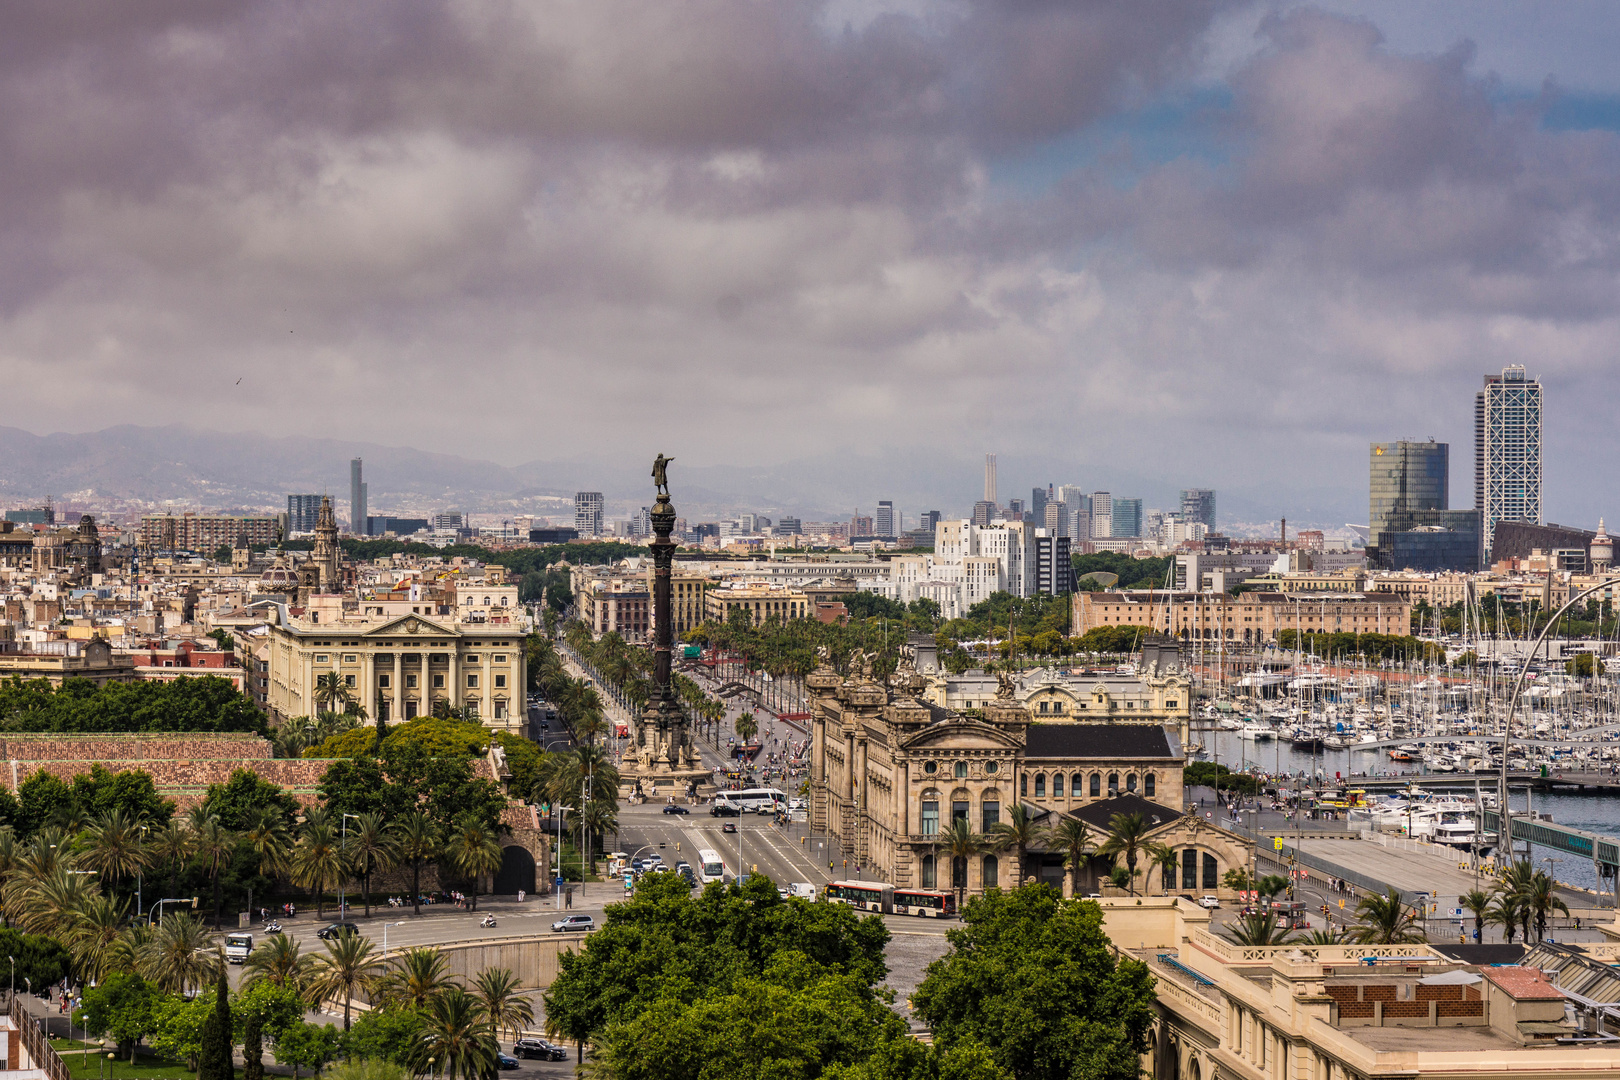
[
  {"left": 244, "top": 932, "right": 532, "bottom": 1048},
  {"left": 928, "top": 808, "right": 1167, "bottom": 906},
  {"left": 545, "top": 628, "right": 728, "bottom": 744},
  {"left": 1461, "top": 861, "right": 1569, "bottom": 945}
]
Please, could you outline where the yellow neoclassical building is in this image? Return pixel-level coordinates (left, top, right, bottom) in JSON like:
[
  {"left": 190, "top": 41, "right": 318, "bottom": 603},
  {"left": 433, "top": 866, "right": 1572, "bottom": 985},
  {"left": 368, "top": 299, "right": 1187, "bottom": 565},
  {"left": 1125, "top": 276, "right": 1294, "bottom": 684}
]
[{"left": 266, "top": 601, "right": 527, "bottom": 731}]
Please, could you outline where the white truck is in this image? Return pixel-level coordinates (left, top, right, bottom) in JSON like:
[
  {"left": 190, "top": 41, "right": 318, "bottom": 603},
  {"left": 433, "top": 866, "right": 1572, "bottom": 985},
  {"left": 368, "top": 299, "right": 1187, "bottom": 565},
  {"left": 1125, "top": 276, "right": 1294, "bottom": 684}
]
[{"left": 224, "top": 933, "right": 253, "bottom": 964}]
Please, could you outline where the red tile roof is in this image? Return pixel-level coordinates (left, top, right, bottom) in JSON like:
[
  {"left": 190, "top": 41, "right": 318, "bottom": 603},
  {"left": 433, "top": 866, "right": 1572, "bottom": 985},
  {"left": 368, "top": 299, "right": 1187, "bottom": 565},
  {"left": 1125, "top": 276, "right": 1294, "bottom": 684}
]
[{"left": 1481, "top": 966, "right": 1564, "bottom": 1001}]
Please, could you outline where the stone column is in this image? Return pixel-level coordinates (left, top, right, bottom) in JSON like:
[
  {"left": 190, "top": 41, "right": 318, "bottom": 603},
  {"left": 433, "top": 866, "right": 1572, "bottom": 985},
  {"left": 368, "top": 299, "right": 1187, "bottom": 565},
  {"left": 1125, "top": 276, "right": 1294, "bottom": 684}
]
[
  {"left": 483, "top": 651, "right": 493, "bottom": 725},
  {"left": 393, "top": 651, "right": 403, "bottom": 723},
  {"left": 447, "top": 649, "right": 459, "bottom": 710}
]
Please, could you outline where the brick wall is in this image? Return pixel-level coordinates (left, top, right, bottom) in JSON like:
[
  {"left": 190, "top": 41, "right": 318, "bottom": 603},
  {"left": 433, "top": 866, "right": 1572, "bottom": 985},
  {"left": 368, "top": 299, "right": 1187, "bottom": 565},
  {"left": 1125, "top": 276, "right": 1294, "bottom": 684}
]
[{"left": 0, "top": 732, "right": 271, "bottom": 763}]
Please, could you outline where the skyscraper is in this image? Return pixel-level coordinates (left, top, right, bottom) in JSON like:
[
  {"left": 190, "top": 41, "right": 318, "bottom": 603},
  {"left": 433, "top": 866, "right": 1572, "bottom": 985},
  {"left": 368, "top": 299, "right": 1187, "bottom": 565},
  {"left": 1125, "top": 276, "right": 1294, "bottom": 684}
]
[
  {"left": 287, "top": 494, "right": 322, "bottom": 535},
  {"left": 1029, "top": 487, "right": 1047, "bottom": 522},
  {"left": 1179, "top": 489, "right": 1216, "bottom": 531},
  {"left": 919, "top": 510, "right": 942, "bottom": 535},
  {"left": 1111, "top": 498, "right": 1143, "bottom": 539},
  {"left": 349, "top": 458, "right": 367, "bottom": 535},
  {"left": 984, "top": 454, "right": 997, "bottom": 505},
  {"left": 875, "top": 501, "right": 896, "bottom": 537},
  {"left": 574, "top": 491, "right": 605, "bottom": 537},
  {"left": 1475, "top": 366, "right": 1543, "bottom": 557},
  {"left": 1089, "top": 492, "right": 1112, "bottom": 538},
  {"left": 1370, "top": 440, "right": 1481, "bottom": 571}
]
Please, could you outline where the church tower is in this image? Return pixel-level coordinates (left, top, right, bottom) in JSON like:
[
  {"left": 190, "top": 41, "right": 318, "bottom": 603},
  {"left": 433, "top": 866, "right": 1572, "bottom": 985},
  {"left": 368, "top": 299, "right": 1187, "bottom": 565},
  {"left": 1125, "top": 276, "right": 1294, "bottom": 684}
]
[{"left": 312, "top": 495, "right": 341, "bottom": 591}]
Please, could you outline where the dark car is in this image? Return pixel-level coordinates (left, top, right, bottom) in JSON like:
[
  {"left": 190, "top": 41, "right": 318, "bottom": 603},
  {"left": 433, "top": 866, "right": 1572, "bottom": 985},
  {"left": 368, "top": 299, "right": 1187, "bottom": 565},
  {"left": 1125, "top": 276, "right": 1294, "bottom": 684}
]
[
  {"left": 662, "top": 805, "right": 690, "bottom": 815},
  {"left": 316, "top": 922, "right": 360, "bottom": 940},
  {"left": 710, "top": 804, "right": 741, "bottom": 817},
  {"left": 721, "top": 822, "right": 738, "bottom": 833},
  {"left": 514, "top": 1038, "right": 568, "bottom": 1061},
  {"left": 495, "top": 1053, "right": 519, "bottom": 1070}
]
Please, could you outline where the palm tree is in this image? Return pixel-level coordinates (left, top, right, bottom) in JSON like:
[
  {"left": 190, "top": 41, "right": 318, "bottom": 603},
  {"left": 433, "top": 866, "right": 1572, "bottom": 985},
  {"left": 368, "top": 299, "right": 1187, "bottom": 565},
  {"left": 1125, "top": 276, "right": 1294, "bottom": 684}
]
[
  {"left": 191, "top": 816, "right": 236, "bottom": 929},
  {"left": 13, "top": 864, "right": 98, "bottom": 938},
  {"left": 137, "top": 912, "right": 219, "bottom": 994},
  {"left": 313, "top": 671, "right": 358, "bottom": 714},
  {"left": 938, "top": 818, "right": 983, "bottom": 910},
  {"left": 443, "top": 815, "right": 503, "bottom": 912},
  {"left": 243, "top": 806, "right": 293, "bottom": 890},
  {"left": 1148, "top": 843, "right": 1179, "bottom": 896},
  {"left": 1460, "top": 888, "right": 1491, "bottom": 944},
  {"left": 1295, "top": 927, "right": 1347, "bottom": 945},
  {"left": 1520, "top": 871, "right": 1569, "bottom": 943},
  {"left": 243, "top": 933, "right": 313, "bottom": 995},
  {"left": 374, "top": 948, "right": 457, "bottom": 1010},
  {"left": 1350, "top": 888, "right": 1426, "bottom": 944},
  {"left": 292, "top": 818, "right": 346, "bottom": 919},
  {"left": 308, "top": 931, "right": 383, "bottom": 1031},
  {"left": 986, "top": 805, "right": 1041, "bottom": 887},
  {"left": 1224, "top": 912, "right": 1294, "bottom": 946},
  {"left": 344, "top": 813, "right": 399, "bottom": 919},
  {"left": 1487, "top": 891, "right": 1522, "bottom": 944},
  {"left": 146, "top": 821, "right": 195, "bottom": 902},
  {"left": 394, "top": 812, "right": 441, "bottom": 918},
  {"left": 734, "top": 711, "right": 759, "bottom": 745},
  {"left": 471, "top": 967, "right": 533, "bottom": 1049},
  {"left": 1044, "top": 817, "right": 1093, "bottom": 898},
  {"left": 1096, "top": 812, "right": 1153, "bottom": 896},
  {"left": 572, "top": 802, "right": 617, "bottom": 872},
  {"left": 80, "top": 808, "right": 150, "bottom": 889},
  {"left": 410, "top": 985, "right": 498, "bottom": 1080},
  {"left": 67, "top": 894, "right": 129, "bottom": 986}
]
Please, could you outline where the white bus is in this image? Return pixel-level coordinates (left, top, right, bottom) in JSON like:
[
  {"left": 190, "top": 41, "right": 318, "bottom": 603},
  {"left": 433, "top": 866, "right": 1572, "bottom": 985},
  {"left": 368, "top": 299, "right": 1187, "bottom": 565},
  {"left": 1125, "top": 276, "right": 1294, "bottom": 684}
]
[
  {"left": 697, "top": 848, "right": 727, "bottom": 885},
  {"left": 714, "top": 787, "right": 787, "bottom": 814},
  {"left": 824, "top": 880, "right": 893, "bottom": 914}
]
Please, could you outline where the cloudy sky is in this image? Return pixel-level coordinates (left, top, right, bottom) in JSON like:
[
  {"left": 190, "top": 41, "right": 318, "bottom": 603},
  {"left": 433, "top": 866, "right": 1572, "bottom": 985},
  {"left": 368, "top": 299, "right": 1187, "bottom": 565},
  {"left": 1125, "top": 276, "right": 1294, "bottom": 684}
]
[{"left": 3, "top": 1, "right": 1618, "bottom": 524}]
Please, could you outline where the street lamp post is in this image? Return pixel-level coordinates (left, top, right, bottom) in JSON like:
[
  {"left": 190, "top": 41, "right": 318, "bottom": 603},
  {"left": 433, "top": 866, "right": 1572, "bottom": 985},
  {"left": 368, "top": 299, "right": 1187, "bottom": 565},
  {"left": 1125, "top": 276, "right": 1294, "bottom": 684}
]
[
  {"left": 340, "top": 813, "right": 361, "bottom": 917},
  {"left": 381, "top": 920, "right": 405, "bottom": 959},
  {"left": 555, "top": 805, "right": 575, "bottom": 910}
]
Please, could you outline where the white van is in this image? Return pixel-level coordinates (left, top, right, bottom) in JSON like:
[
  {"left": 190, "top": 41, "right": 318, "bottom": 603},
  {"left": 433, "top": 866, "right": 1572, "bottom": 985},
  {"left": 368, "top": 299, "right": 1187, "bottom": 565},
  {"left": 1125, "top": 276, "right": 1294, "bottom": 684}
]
[
  {"left": 225, "top": 933, "right": 253, "bottom": 964},
  {"left": 787, "top": 882, "right": 816, "bottom": 900}
]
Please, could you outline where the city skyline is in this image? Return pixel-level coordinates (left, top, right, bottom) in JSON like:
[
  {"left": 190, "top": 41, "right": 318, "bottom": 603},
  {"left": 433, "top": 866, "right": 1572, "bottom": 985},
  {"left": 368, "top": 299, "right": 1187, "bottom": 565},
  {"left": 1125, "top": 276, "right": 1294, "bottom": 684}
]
[{"left": 1, "top": 6, "right": 1619, "bottom": 527}]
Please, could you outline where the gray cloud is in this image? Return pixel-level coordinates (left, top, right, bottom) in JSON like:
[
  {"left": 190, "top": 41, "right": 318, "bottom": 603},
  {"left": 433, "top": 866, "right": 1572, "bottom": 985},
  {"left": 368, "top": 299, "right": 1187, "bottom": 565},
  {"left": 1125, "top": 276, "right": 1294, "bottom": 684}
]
[{"left": 0, "top": 1, "right": 1617, "bottom": 525}]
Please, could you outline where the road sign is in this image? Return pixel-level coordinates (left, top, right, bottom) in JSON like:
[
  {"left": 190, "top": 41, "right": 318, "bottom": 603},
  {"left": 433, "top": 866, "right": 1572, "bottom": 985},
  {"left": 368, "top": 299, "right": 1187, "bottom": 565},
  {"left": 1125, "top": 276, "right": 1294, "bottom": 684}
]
[
  {"left": 1273, "top": 837, "right": 1284, "bottom": 851},
  {"left": 1338, "top": 899, "right": 1345, "bottom": 910}
]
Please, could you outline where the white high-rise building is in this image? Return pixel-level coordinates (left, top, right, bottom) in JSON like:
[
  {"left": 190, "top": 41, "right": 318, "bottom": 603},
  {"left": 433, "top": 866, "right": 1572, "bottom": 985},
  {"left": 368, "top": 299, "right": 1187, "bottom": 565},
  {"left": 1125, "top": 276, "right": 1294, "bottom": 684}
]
[
  {"left": 1090, "top": 492, "right": 1113, "bottom": 538},
  {"left": 1475, "top": 366, "right": 1542, "bottom": 557},
  {"left": 893, "top": 519, "right": 1041, "bottom": 618},
  {"left": 574, "top": 491, "right": 605, "bottom": 537},
  {"left": 984, "top": 454, "right": 997, "bottom": 504}
]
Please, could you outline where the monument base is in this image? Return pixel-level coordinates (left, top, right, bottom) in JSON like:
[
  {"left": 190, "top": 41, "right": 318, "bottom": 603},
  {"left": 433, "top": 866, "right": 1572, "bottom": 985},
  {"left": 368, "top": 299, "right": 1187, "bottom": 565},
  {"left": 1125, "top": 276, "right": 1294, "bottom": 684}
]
[{"left": 619, "top": 763, "right": 717, "bottom": 801}]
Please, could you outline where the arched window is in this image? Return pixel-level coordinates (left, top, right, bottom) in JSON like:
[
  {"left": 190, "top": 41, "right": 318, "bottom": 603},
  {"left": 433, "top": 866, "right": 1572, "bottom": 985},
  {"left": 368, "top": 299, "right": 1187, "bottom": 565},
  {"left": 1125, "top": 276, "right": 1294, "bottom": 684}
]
[
  {"left": 983, "top": 855, "right": 999, "bottom": 889},
  {"left": 1144, "top": 773, "right": 1156, "bottom": 798},
  {"left": 1020, "top": 774, "right": 1027, "bottom": 797},
  {"left": 1090, "top": 773, "right": 1101, "bottom": 797},
  {"left": 952, "top": 856, "right": 968, "bottom": 889},
  {"left": 1107, "top": 773, "right": 1119, "bottom": 796},
  {"left": 1052, "top": 773, "right": 1065, "bottom": 798},
  {"left": 1034, "top": 773, "right": 1046, "bottom": 797},
  {"left": 921, "top": 854, "right": 936, "bottom": 889},
  {"left": 1127, "top": 774, "right": 1138, "bottom": 793},
  {"left": 920, "top": 792, "right": 940, "bottom": 835},
  {"left": 981, "top": 794, "right": 1001, "bottom": 832},
  {"left": 1182, "top": 848, "right": 1197, "bottom": 890},
  {"left": 1202, "top": 852, "right": 1218, "bottom": 890},
  {"left": 1070, "top": 774, "right": 1083, "bottom": 798}
]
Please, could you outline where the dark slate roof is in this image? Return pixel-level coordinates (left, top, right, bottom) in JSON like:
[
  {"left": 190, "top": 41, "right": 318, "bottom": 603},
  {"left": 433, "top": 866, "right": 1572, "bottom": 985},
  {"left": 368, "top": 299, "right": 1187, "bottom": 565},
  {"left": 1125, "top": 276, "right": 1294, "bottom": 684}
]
[
  {"left": 1431, "top": 943, "right": 1526, "bottom": 966},
  {"left": 1024, "top": 723, "right": 1176, "bottom": 760},
  {"left": 1066, "top": 794, "right": 1183, "bottom": 833}
]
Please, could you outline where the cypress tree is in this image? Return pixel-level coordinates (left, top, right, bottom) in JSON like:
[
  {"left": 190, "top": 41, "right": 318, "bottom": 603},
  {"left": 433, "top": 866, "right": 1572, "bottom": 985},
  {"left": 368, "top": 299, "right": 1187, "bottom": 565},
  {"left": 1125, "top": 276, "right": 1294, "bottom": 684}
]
[
  {"left": 241, "top": 1011, "right": 263, "bottom": 1080},
  {"left": 201, "top": 963, "right": 235, "bottom": 1080}
]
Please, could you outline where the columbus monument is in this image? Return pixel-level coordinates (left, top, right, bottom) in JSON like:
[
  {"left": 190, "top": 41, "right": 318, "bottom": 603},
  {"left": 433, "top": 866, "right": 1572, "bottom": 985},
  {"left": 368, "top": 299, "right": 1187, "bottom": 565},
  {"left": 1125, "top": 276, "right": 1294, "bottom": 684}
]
[{"left": 622, "top": 454, "right": 714, "bottom": 798}]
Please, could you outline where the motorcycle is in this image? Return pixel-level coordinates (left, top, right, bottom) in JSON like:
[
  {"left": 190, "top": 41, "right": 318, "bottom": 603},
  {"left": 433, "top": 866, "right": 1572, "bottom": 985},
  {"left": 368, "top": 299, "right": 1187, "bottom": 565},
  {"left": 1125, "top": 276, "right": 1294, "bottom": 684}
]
[
  {"left": 480, "top": 915, "right": 497, "bottom": 928},
  {"left": 264, "top": 921, "right": 283, "bottom": 934}
]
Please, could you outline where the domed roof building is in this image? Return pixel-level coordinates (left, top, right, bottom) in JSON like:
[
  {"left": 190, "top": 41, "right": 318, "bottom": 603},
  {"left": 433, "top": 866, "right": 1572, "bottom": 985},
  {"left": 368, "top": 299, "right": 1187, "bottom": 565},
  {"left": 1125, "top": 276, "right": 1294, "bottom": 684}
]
[{"left": 1593, "top": 519, "right": 1613, "bottom": 574}]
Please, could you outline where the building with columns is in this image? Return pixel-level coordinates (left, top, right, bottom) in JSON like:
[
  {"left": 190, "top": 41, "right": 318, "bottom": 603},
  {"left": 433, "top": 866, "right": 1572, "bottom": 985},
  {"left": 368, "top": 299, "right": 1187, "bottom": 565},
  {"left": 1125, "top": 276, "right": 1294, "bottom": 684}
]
[{"left": 265, "top": 598, "right": 526, "bottom": 731}]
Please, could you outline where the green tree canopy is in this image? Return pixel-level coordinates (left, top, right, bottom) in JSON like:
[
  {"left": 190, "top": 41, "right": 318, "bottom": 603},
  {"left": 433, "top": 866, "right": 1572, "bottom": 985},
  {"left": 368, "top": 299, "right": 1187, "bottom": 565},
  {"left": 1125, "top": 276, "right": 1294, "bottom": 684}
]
[
  {"left": 910, "top": 887, "right": 1155, "bottom": 1080},
  {"left": 200, "top": 769, "right": 300, "bottom": 830},
  {"left": 0, "top": 675, "right": 266, "bottom": 735}
]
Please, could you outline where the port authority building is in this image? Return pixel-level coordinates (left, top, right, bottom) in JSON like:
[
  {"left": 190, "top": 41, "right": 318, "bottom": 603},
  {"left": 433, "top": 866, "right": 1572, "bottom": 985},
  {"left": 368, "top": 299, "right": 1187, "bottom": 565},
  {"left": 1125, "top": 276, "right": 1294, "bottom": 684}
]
[
  {"left": 808, "top": 638, "right": 1250, "bottom": 899},
  {"left": 1073, "top": 591, "right": 1415, "bottom": 646}
]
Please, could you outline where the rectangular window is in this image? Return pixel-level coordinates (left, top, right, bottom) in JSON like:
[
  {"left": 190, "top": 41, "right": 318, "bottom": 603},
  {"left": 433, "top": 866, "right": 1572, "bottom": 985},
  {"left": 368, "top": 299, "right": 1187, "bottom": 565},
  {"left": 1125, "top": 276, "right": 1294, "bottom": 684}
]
[
  {"left": 406, "top": 674, "right": 418, "bottom": 689},
  {"left": 982, "top": 801, "right": 999, "bottom": 831},
  {"left": 344, "top": 675, "right": 356, "bottom": 688},
  {"left": 343, "top": 654, "right": 357, "bottom": 664},
  {"left": 467, "top": 673, "right": 479, "bottom": 688},
  {"left": 494, "top": 674, "right": 506, "bottom": 688},
  {"left": 315, "top": 654, "right": 329, "bottom": 664},
  {"left": 433, "top": 674, "right": 445, "bottom": 689},
  {"left": 920, "top": 801, "right": 939, "bottom": 836},
  {"left": 952, "top": 800, "right": 969, "bottom": 825},
  {"left": 378, "top": 674, "right": 391, "bottom": 688},
  {"left": 1182, "top": 849, "right": 1197, "bottom": 890},
  {"left": 405, "top": 701, "right": 418, "bottom": 719},
  {"left": 494, "top": 654, "right": 507, "bottom": 663},
  {"left": 494, "top": 701, "right": 507, "bottom": 719}
]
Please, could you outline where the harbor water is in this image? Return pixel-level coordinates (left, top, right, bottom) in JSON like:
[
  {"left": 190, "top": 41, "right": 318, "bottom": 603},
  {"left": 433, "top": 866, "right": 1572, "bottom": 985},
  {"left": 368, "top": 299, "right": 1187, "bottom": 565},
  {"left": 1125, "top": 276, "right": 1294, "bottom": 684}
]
[{"left": 1200, "top": 728, "right": 1620, "bottom": 896}]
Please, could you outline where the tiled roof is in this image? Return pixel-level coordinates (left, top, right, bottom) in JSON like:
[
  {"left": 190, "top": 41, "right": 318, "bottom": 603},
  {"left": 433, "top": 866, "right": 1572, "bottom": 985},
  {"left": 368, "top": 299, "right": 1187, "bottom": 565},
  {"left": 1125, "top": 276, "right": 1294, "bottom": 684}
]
[
  {"left": 1481, "top": 966, "right": 1564, "bottom": 1001},
  {"left": 1064, "top": 794, "right": 1183, "bottom": 833},
  {"left": 1024, "top": 723, "right": 1176, "bottom": 759}
]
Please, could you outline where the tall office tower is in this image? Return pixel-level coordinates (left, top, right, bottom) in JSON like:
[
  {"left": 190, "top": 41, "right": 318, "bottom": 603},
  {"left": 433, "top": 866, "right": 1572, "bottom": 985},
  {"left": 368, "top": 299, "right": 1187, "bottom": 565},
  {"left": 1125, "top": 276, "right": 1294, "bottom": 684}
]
[
  {"left": 1043, "top": 500, "right": 1068, "bottom": 537},
  {"left": 1111, "top": 498, "right": 1143, "bottom": 539},
  {"left": 1029, "top": 487, "right": 1047, "bottom": 521},
  {"left": 286, "top": 494, "right": 322, "bottom": 535},
  {"left": 1369, "top": 440, "right": 1480, "bottom": 571},
  {"left": 875, "top": 501, "right": 896, "bottom": 537},
  {"left": 851, "top": 513, "right": 875, "bottom": 536},
  {"left": 984, "top": 453, "right": 997, "bottom": 504},
  {"left": 1475, "top": 366, "right": 1543, "bottom": 557},
  {"left": 1056, "top": 488, "right": 1090, "bottom": 540},
  {"left": 349, "top": 458, "right": 367, "bottom": 534},
  {"left": 1089, "top": 492, "right": 1113, "bottom": 538},
  {"left": 972, "top": 500, "right": 996, "bottom": 528},
  {"left": 1033, "top": 531, "right": 1073, "bottom": 595},
  {"left": 574, "top": 492, "right": 605, "bottom": 537},
  {"left": 919, "top": 510, "right": 942, "bottom": 535},
  {"left": 1179, "top": 489, "right": 1216, "bottom": 531}
]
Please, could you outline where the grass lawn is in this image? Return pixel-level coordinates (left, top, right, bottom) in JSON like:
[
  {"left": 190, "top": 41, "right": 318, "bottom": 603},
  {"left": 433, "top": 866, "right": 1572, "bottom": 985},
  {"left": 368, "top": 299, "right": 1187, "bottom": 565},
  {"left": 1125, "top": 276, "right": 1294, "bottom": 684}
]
[{"left": 47, "top": 1040, "right": 191, "bottom": 1080}]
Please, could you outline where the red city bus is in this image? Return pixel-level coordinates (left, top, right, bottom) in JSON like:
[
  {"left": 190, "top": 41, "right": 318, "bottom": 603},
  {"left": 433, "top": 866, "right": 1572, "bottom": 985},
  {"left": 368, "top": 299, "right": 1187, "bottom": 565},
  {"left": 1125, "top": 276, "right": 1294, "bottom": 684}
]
[{"left": 892, "top": 889, "right": 955, "bottom": 918}]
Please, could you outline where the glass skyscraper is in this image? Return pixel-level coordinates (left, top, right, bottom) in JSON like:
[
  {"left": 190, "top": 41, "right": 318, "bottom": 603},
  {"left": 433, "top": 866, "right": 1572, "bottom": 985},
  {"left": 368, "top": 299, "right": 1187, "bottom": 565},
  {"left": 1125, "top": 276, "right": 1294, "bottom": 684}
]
[
  {"left": 1369, "top": 440, "right": 1480, "bottom": 571},
  {"left": 1475, "top": 365, "right": 1542, "bottom": 558}
]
